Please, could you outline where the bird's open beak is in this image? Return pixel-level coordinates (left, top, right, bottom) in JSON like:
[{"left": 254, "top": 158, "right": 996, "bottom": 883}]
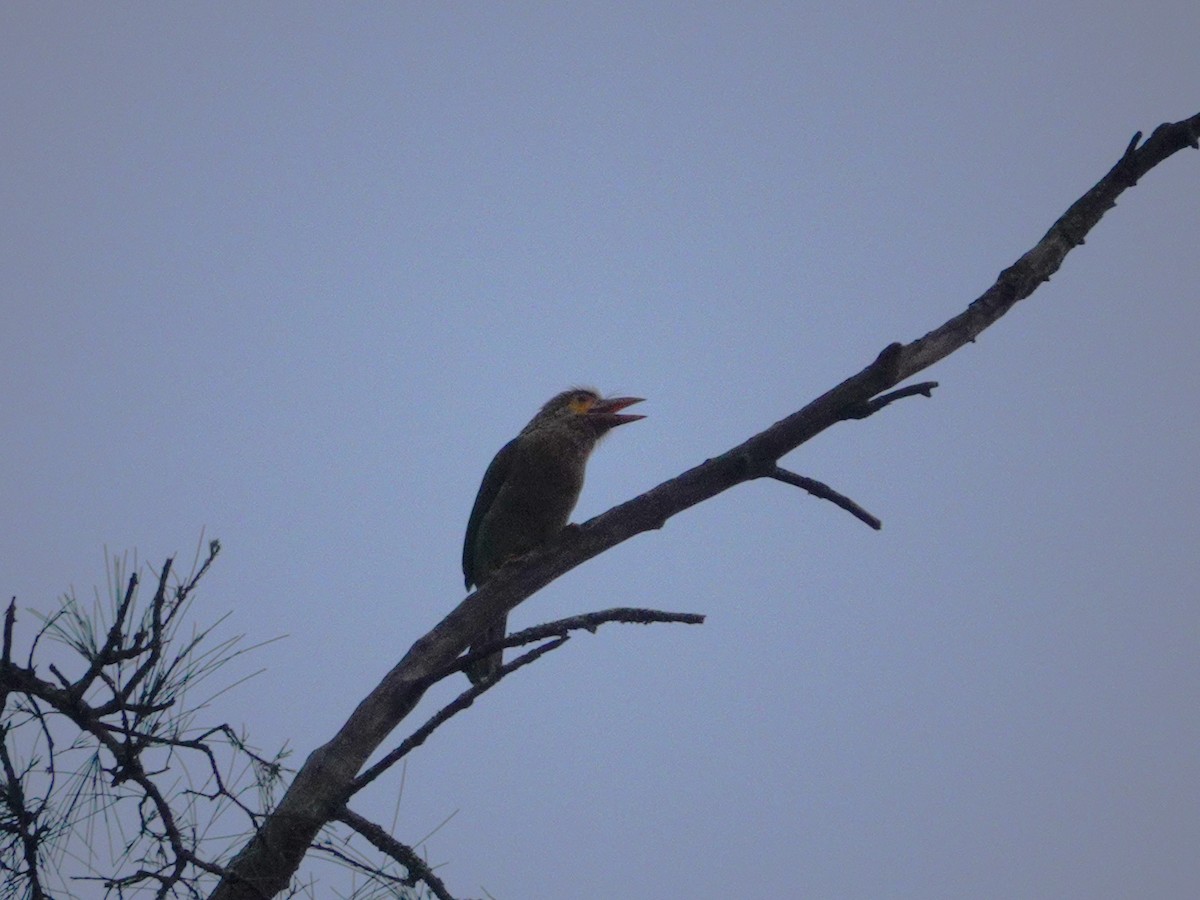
[{"left": 588, "top": 396, "right": 646, "bottom": 428}]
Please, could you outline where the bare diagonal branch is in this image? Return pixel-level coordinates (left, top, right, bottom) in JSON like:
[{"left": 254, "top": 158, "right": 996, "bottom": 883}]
[
  {"left": 769, "top": 468, "right": 882, "bottom": 530},
  {"left": 208, "top": 110, "right": 1200, "bottom": 900},
  {"left": 335, "top": 806, "right": 460, "bottom": 900},
  {"left": 351, "top": 608, "right": 703, "bottom": 797}
]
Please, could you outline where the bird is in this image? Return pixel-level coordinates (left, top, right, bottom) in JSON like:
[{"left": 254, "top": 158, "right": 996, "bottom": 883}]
[{"left": 462, "top": 388, "right": 645, "bottom": 684}]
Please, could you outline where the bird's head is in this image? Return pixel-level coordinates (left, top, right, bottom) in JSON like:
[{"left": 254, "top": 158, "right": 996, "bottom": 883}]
[{"left": 531, "top": 387, "right": 646, "bottom": 436}]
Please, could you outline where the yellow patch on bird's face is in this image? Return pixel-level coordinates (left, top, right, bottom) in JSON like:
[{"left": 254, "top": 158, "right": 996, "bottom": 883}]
[{"left": 567, "top": 392, "right": 597, "bottom": 414}]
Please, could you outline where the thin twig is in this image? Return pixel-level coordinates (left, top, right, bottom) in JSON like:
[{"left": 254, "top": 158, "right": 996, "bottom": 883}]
[
  {"left": 842, "top": 381, "right": 939, "bottom": 419},
  {"left": 71, "top": 571, "right": 140, "bottom": 701},
  {"left": 350, "top": 637, "right": 569, "bottom": 796},
  {"left": 769, "top": 467, "right": 882, "bottom": 530},
  {"left": 2, "top": 598, "right": 16, "bottom": 667},
  {"left": 335, "top": 806, "right": 460, "bottom": 900},
  {"left": 352, "top": 608, "right": 705, "bottom": 797},
  {"left": 0, "top": 736, "right": 48, "bottom": 899},
  {"left": 446, "top": 607, "right": 707, "bottom": 682}
]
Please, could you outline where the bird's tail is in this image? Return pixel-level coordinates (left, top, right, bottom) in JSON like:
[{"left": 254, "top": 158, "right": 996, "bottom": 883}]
[{"left": 465, "top": 613, "right": 507, "bottom": 685}]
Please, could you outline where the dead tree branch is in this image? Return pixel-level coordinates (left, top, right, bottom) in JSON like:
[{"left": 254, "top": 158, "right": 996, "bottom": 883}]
[
  {"left": 349, "top": 608, "right": 704, "bottom": 798},
  {"left": 769, "top": 468, "right": 882, "bottom": 530},
  {"left": 334, "top": 806, "right": 460, "bottom": 900},
  {"left": 443, "top": 606, "right": 707, "bottom": 683},
  {"left": 209, "top": 111, "right": 1200, "bottom": 900}
]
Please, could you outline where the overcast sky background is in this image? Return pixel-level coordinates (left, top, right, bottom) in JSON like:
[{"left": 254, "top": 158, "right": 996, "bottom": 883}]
[{"left": 3, "top": 4, "right": 1199, "bottom": 899}]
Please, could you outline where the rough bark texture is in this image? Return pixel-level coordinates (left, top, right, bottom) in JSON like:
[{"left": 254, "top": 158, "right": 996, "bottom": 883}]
[{"left": 209, "top": 111, "right": 1199, "bottom": 900}]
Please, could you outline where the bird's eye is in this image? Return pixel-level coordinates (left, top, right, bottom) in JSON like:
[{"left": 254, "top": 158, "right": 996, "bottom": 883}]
[{"left": 569, "top": 393, "right": 594, "bottom": 413}]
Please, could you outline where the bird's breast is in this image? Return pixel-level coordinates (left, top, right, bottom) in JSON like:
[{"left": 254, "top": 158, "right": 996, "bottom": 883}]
[{"left": 473, "top": 433, "right": 591, "bottom": 577}]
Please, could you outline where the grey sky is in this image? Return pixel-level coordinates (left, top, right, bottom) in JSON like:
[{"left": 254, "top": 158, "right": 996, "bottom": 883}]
[{"left": 2, "top": 4, "right": 1198, "bottom": 898}]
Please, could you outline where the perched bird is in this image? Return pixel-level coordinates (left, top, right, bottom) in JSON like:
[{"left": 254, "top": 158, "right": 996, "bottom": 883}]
[{"left": 462, "top": 388, "right": 645, "bottom": 683}]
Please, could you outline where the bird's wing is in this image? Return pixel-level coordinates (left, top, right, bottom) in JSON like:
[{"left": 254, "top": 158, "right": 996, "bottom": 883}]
[{"left": 462, "top": 436, "right": 520, "bottom": 589}]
